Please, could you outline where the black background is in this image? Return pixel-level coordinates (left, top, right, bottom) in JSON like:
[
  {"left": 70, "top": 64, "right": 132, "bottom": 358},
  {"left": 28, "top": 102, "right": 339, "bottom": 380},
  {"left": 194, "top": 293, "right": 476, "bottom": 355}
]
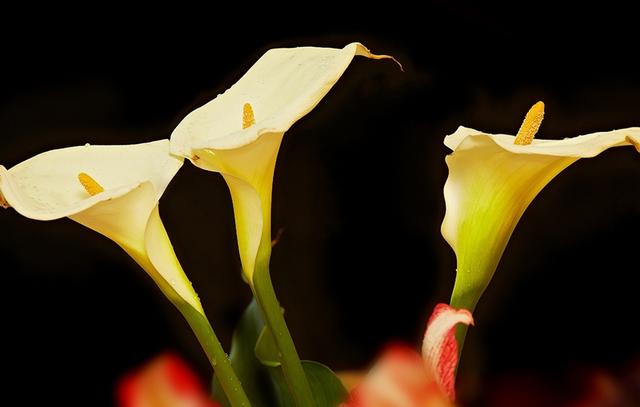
[{"left": 1, "top": 3, "right": 638, "bottom": 406}]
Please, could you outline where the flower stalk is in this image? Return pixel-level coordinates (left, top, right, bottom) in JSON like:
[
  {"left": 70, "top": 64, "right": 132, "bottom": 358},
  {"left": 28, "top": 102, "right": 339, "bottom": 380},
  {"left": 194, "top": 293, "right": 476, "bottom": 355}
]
[
  {"left": 177, "top": 302, "right": 252, "bottom": 407},
  {"left": 252, "top": 239, "right": 316, "bottom": 406}
]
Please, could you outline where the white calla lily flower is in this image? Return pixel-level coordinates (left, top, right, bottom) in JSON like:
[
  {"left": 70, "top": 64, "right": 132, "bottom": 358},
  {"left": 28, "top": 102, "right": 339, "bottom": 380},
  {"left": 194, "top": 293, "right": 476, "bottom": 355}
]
[
  {"left": 0, "top": 140, "right": 201, "bottom": 312},
  {"left": 171, "top": 42, "right": 398, "bottom": 283},
  {"left": 443, "top": 102, "right": 640, "bottom": 314}
]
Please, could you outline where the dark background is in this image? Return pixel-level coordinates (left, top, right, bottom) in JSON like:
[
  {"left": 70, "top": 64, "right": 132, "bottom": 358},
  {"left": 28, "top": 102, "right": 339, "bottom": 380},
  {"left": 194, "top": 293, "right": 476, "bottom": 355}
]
[{"left": 1, "top": 3, "right": 638, "bottom": 406}]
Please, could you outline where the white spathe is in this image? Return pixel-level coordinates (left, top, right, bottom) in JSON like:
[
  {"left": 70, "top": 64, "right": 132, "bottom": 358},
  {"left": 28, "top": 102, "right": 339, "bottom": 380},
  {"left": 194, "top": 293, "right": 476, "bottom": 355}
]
[
  {"left": 171, "top": 42, "right": 397, "bottom": 282},
  {"left": 443, "top": 125, "right": 640, "bottom": 311},
  {"left": 0, "top": 140, "right": 203, "bottom": 313},
  {"left": 171, "top": 43, "right": 396, "bottom": 153}
]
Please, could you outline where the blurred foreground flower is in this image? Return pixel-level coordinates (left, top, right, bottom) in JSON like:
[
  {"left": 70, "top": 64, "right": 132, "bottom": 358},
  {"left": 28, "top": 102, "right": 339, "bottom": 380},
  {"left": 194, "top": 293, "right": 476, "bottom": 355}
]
[
  {"left": 118, "top": 353, "right": 220, "bottom": 407},
  {"left": 443, "top": 102, "right": 640, "bottom": 323},
  {"left": 341, "top": 304, "right": 473, "bottom": 407}
]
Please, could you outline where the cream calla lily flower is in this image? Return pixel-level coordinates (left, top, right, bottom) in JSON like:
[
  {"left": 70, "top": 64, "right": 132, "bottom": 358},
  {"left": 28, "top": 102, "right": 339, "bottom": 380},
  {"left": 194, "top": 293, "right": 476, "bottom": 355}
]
[
  {"left": 443, "top": 102, "right": 640, "bottom": 314},
  {"left": 0, "top": 140, "right": 203, "bottom": 312},
  {"left": 0, "top": 140, "right": 252, "bottom": 405},
  {"left": 171, "top": 42, "right": 397, "bottom": 283}
]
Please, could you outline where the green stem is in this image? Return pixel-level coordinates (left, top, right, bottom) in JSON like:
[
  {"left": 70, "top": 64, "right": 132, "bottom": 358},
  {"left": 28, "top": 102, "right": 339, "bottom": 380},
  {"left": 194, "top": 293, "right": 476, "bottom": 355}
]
[
  {"left": 450, "top": 288, "right": 476, "bottom": 369},
  {"left": 178, "top": 303, "right": 252, "bottom": 407},
  {"left": 252, "top": 250, "right": 316, "bottom": 407},
  {"left": 453, "top": 324, "right": 469, "bottom": 358}
]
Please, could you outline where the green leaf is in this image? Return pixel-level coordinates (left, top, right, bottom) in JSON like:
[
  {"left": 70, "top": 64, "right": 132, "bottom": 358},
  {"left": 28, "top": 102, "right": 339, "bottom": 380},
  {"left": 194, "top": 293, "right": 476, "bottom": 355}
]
[
  {"left": 213, "top": 300, "right": 348, "bottom": 407},
  {"left": 212, "top": 300, "right": 274, "bottom": 407},
  {"left": 303, "top": 361, "right": 348, "bottom": 407},
  {"left": 271, "top": 361, "right": 348, "bottom": 407},
  {"left": 255, "top": 325, "right": 281, "bottom": 367}
]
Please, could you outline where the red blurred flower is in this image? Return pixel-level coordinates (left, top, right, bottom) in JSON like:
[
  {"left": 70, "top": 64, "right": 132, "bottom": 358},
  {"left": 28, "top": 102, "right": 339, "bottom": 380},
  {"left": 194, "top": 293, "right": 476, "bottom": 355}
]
[
  {"left": 117, "top": 353, "right": 220, "bottom": 407},
  {"left": 341, "top": 304, "right": 473, "bottom": 407}
]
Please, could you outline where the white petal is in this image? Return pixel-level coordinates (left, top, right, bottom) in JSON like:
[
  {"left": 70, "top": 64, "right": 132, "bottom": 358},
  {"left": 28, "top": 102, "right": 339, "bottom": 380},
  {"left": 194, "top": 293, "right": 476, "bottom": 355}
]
[
  {"left": 445, "top": 126, "right": 640, "bottom": 156},
  {"left": 170, "top": 42, "right": 396, "bottom": 155},
  {"left": 0, "top": 140, "right": 182, "bottom": 220}
]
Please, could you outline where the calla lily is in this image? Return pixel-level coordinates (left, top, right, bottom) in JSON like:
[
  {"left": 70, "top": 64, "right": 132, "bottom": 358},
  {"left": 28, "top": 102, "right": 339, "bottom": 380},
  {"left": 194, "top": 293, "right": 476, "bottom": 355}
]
[
  {"left": 170, "top": 42, "right": 397, "bottom": 283},
  {"left": 170, "top": 42, "right": 397, "bottom": 405},
  {"left": 0, "top": 140, "right": 204, "bottom": 311},
  {"left": 340, "top": 304, "right": 474, "bottom": 407},
  {"left": 0, "top": 140, "right": 251, "bottom": 406},
  {"left": 0, "top": 140, "right": 199, "bottom": 311},
  {"left": 443, "top": 102, "right": 640, "bottom": 315}
]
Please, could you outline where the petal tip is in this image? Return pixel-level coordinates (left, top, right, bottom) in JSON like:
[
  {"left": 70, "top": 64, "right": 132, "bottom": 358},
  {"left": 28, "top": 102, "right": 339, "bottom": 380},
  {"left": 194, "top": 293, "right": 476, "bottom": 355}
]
[
  {"left": 352, "top": 42, "right": 403, "bottom": 71},
  {"left": 444, "top": 126, "right": 485, "bottom": 150},
  {"left": 626, "top": 135, "right": 640, "bottom": 153},
  {"left": 428, "top": 303, "right": 474, "bottom": 326}
]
